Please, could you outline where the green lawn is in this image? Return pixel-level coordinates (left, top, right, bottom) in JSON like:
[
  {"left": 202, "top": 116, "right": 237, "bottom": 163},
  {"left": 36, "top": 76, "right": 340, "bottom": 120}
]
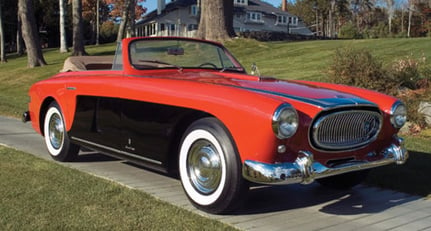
[
  {"left": 0, "top": 146, "right": 238, "bottom": 230},
  {"left": 0, "top": 38, "right": 430, "bottom": 228},
  {"left": 225, "top": 37, "right": 431, "bottom": 81}
]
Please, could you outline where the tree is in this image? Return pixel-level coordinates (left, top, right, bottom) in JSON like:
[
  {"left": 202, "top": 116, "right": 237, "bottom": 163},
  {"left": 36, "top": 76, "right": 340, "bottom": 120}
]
[
  {"left": 83, "top": 0, "right": 110, "bottom": 45},
  {"left": 408, "top": 0, "right": 416, "bottom": 37},
  {"left": 16, "top": 14, "right": 24, "bottom": 56},
  {"left": 18, "top": 0, "right": 47, "bottom": 67},
  {"left": 0, "top": 0, "right": 6, "bottom": 63},
  {"left": 71, "top": 0, "right": 88, "bottom": 56},
  {"left": 59, "top": 0, "right": 68, "bottom": 53},
  {"left": 385, "top": 0, "right": 395, "bottom": 33},
  {"left": 106, "top": 0, "right": 145, "bottom": 42},
  {"left": 117, "top": 0, "right": 132, "bottom": 42},
  {"left": 197, "top": 0, "right": 235, "bottom": 41}
]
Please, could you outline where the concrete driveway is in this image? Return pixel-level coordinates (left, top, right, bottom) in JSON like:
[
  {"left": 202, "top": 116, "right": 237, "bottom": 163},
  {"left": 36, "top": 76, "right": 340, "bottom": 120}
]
[{"left": 1, "top": 116, "right": 430, "bottom": 231}]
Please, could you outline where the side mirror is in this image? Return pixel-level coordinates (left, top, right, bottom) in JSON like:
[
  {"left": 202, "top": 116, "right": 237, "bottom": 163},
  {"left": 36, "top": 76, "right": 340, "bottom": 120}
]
[{"left": 251, "top": 62, "right": 260, "bottom": 76}]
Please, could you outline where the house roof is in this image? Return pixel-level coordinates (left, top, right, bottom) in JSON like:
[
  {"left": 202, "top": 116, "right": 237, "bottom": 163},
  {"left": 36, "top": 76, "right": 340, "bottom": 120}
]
[
  {"left": 137, "top": 0, "right": 196, "bottom": 25},
  {"left": 239, "top": 0, "right": 291, "bottom": 16},
  {"left": 137, "top": 0, "right": 293, "bottom": 25}
]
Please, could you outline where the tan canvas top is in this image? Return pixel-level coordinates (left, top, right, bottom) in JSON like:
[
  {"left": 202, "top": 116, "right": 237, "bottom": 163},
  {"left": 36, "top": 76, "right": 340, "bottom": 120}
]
[{"left": 60, "top": 56, "right": 114, "bottom": 72}]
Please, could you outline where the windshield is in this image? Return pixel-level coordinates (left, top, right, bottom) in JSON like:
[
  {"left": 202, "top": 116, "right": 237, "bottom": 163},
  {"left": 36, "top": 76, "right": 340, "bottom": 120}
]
[{"left": 129, "top": 39, "right": 245, "bottom": 72}]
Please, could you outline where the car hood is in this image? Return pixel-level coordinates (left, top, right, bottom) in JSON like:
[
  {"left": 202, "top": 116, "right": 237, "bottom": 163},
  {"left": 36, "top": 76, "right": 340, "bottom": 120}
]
[{"left": 177, "top": 71, "right": 376, "bottom": 109}]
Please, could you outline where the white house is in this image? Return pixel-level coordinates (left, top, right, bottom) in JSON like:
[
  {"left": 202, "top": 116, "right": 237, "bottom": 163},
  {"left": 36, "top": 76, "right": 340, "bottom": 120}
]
[{"left": 135, "top": 0, "right": 313, "bottom": 38}]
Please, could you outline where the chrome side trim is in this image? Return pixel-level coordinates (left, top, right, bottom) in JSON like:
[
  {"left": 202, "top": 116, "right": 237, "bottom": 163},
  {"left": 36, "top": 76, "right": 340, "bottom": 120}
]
[
  {"left": 242, "top": 138, "right": 408, "bottom": 185},
  {"left": 71, "top": 136, "right": 163, "bottom": 165}
]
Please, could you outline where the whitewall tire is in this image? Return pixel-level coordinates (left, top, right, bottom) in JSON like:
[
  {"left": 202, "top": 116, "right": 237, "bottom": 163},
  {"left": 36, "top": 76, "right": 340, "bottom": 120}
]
[
  {"left": 179, "top": 117, "right": 248, "bottom": 214},
  {"left": 43, "top": 102, "right": 79, "bottom": 162}
]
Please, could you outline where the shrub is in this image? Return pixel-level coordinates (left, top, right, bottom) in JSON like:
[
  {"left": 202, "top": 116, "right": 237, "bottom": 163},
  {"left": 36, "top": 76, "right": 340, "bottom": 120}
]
[
  {"left": 328, "top": 47, "right": 397, "bottom": 94},
  {"left": 100, "top": 21, "right": 119, "bottom": 43},
  {"left": 390, "top": 54, "right": 426, "bottom": 89},
  {"left": 328, "top": 48, "right": 431, "bottom": 129}
]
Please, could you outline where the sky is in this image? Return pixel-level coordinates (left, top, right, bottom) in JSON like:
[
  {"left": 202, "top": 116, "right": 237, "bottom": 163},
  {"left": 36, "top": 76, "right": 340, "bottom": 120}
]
[{"left": 144, "top": 0, "right": 282, "bottom": 14}]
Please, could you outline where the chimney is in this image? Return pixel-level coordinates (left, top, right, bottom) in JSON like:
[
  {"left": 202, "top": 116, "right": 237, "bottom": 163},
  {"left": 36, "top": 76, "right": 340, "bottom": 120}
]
[
  {"left": 157, "top": 0, "right": 166, "bottom": 15},
  {"left": 281, "top": 0, "right": 288, "bottom": 12}
]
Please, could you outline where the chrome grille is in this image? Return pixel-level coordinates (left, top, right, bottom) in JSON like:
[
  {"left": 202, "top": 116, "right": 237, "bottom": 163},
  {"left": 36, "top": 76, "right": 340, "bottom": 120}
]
[{"left": 311, "top": 110, "right": 382, "bottom": 151}]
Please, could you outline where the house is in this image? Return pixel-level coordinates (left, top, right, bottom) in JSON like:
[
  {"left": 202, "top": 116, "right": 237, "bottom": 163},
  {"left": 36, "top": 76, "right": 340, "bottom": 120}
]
[{"left": 135, "top": 0, "right": 313, "bottom": 38}]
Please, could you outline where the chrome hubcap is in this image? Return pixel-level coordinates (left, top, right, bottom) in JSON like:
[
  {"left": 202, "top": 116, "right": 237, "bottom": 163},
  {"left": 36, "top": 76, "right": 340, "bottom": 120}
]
[
  {"left": 48, "top": 113, "right": 64, "bottom": 150},
  {"left": 187, "top": 139, "right": 222, "bottom": 195}
]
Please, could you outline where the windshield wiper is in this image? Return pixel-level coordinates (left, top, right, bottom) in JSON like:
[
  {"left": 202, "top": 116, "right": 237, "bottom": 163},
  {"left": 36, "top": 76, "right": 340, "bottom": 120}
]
[{"left": 138, "top": 60, "right": 183, "bottom": 71}]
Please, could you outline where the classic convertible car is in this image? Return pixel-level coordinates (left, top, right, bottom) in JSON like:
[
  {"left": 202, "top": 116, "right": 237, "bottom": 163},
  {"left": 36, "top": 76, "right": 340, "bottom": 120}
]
[{"left": 23, "top": 37, "right": 408, "bottom": 214}]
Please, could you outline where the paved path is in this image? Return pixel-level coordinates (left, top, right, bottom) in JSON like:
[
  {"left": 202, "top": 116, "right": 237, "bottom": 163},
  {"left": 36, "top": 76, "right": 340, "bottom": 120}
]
[{"left": 1, "top": 116, "right": 430, "bottom": 231}]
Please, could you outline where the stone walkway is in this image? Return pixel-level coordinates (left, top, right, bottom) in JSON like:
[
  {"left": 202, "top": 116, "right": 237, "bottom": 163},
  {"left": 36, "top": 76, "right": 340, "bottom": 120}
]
[{"left": 1, "top": 116, "right": 430, "bottom": 231}]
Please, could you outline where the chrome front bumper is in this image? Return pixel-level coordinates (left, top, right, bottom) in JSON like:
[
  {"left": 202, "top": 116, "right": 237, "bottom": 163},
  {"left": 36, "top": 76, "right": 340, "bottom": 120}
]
[{"left": 242, "top": 138, "right": 408, "bottom": 185}]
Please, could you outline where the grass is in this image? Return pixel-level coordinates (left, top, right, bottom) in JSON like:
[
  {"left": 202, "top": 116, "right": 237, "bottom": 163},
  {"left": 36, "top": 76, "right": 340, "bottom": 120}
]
[
  {"left": 0, "top": 44, "right": 116, "bottom": 118},
  {"left": 366, "top": 135, "right": 431, "bottom": 198},
  {"left": 0, "top": 146, "right": 238, "bottom": 230},
  {"left": 225, "top": 37, "right": 431, "bottom": 81}
]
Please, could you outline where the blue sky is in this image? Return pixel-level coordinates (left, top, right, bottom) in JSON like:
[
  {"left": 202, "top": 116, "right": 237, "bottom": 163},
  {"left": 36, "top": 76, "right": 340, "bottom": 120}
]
[{"left": 144, "top": 0, "right": 282, "bottom": 14}]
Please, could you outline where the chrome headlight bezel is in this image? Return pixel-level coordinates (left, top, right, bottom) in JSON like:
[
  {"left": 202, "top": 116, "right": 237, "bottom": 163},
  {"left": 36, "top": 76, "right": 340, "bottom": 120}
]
[
  {"left": 272, "top": 103, "right": 299, "bottom": 139},
  {"left": 390, "top": 101, "right": 407, "bottom": 129}
]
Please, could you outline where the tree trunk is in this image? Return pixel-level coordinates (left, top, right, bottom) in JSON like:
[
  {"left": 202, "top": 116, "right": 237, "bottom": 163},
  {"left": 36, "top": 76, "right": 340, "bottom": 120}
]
[
  {"left": 0, "top": 1, "right": 6, "bottom": 63},
  {"left": 328, "top": 0, "right": 336, "bottom": 38},
  {"left": 197, "top": 0, "right": 234, "bottom": 41},
  {"left": 59, "top": 0, "right": 68, "bottom": 53},
  {"left": 18, "top": 0, "right": 47, "bottom": 67},
  {"left": 128, "top": 0, "right": 136, "bottom": 37},
  {"left": 401, "top": 7, "right": 405, "bottom": 33},
  {"left": 96, "top": 0, "right": 100, "bottom": 45},
  {"left": 408, "top": 2, "right": 413, "bottom": 37},
  {"left": 72, "top": 0, "right": 87, "bottom": 56},
  {"left": 16, "top": 14, "right": 24, "bottom": 56},
  {"left": 117, "top": 0, "right": 131, "bottom": 42},
  {"left": 386, "top": 0, "right": 395, "bottom": 34}
]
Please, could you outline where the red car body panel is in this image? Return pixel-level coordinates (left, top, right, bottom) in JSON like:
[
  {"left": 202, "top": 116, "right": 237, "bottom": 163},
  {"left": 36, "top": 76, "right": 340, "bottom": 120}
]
[{"left": 27, "top": 36, "right": 407, "bottom": 185}]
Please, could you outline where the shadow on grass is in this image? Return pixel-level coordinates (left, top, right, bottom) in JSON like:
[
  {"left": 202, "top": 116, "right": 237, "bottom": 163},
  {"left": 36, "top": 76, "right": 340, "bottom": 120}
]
[{"left": 365, "top": 150, "right": 431, "bottom": 197}]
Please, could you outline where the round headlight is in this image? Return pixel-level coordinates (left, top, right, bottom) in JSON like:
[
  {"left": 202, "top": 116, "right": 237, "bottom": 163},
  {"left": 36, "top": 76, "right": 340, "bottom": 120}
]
[
  {"left": 390, "top": 102, "right": 407, "bottom": 128},
  {"left": 272, "top": 104, "right": 299, "bottom": 139}
]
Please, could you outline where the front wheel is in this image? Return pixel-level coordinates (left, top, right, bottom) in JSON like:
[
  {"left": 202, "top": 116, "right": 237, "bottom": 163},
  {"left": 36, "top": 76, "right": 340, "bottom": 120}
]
[
  {"left": 179, "top": 118, "right": 248, "bottom": 214},
  {"left": 43, "top": 102, "right": 80, "bottom": 162}
]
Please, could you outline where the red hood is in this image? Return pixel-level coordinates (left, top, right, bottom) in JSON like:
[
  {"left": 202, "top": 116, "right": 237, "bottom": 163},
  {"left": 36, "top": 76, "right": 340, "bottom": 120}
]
[{"left": 171, "top": 71, "right": 375, "bottom": 109}]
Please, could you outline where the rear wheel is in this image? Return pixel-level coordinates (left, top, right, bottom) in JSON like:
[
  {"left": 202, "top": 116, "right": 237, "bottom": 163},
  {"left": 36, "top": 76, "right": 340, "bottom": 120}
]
[
  {"left": 43, "top": 102, "right": 79, "bottom": 162},
  {"left": 317, "top": 170, "right": 369, "bottom": 190},
  {"left": 179, "top": 118, "right": 248, "bottom": 214}
]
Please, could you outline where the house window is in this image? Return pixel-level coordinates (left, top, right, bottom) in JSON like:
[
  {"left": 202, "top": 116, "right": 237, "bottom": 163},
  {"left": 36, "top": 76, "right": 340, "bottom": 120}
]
[
  {"left": 246, "top": 12, "right": 263, "bottom": 23},
  {"left": 170, "top": 24, "right": 176, "bottom": 31},
  {"left": 234, "top": 0, "right": 248, "bottom": 5},
  {"left": 187, "top": 24, "right": 198, "bottom": 31},
  {"left": 277, "top": 15, "right": 287, "bottom": 25},
  {"left": 292, "top": 17, "right": 298, "bottom": 25},
  {"left": 190, "top": 5, "right": 198, "bottom": 16},
  {"left": 277, "top": 15, "right": 298, "bottom": 26}
]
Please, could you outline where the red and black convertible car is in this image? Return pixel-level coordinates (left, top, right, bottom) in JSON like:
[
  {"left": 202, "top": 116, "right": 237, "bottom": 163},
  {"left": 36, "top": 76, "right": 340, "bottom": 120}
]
[{"left": 23, "top": 37, "right": 408, "bottom": 214}]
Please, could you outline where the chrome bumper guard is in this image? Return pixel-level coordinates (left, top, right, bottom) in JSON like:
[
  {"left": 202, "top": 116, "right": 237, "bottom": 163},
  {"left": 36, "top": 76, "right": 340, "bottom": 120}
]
[{"left": 242, "top": 137, "right": 408, "bottom": 185}]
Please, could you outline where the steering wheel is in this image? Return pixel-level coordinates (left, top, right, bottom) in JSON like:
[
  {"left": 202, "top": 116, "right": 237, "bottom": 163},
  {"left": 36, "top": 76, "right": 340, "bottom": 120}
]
[{"left": 198, "top": 62, "right": 218, "bottom": 68}]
